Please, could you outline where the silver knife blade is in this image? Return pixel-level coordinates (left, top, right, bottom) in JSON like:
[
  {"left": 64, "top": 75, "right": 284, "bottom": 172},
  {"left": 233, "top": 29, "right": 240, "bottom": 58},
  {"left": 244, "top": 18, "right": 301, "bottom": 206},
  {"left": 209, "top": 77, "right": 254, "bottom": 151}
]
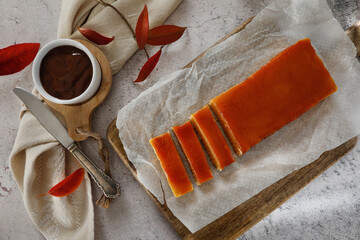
[
  {"left": 13, "top": 87, "right": 74, "bottom": 148},
  {"left": 14, "top": 87, "right": 121, "bottom": 198}
]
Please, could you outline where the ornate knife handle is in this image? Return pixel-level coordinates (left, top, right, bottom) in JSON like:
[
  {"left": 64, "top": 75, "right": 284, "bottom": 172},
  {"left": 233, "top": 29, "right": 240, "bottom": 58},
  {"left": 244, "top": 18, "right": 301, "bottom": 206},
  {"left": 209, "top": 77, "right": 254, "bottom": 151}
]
[{"left": 68, "top": 143, "right": 120, "bottom": 198}]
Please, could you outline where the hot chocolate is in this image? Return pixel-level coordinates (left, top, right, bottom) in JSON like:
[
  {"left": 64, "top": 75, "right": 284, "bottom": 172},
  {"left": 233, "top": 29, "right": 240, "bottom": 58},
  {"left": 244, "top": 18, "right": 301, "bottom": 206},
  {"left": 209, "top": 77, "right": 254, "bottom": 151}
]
[{"left": 40, "top": 45, "right": 93, "bottom": 100}]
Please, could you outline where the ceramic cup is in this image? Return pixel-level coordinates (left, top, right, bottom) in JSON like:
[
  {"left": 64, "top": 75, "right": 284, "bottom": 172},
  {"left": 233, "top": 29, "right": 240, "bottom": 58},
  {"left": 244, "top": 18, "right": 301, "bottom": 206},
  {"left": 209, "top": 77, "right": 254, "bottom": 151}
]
[{"left": 32, "top": 39, "right": 101, "bottom": 105}]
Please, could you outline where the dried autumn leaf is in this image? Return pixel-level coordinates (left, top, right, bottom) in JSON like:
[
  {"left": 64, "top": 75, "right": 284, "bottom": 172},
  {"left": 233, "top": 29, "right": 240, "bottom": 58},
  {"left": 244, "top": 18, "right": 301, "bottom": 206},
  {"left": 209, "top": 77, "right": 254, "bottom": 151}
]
[
  {"left": 0, "top": 43, "right": 40, "bottom": 76},
  {"left": 147, "top": 25, "right": 186, "bottom": 46},
  {"left": 77, "top": 27, "right": 114, "bottom": 45},
  {"left": 134, "top": 49, "right": 162, "bottom": 83},
  {"left": 37, "top": 168, "right": 85, "bottom": 198},
  {"left": 135, "top": 4, "right": 149, "bottom": 49}
]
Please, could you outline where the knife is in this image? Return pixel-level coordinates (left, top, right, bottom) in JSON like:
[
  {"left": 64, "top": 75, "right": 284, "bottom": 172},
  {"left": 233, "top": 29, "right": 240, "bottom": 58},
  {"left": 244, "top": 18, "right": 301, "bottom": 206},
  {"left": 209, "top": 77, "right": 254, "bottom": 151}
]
[{"left": 13, "top": 87, "right": 120, "bottom": 199}]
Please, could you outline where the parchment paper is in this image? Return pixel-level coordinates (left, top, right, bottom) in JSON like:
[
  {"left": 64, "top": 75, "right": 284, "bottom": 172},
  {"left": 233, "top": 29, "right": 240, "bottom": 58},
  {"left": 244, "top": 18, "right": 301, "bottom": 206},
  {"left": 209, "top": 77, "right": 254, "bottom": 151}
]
[{"left": 116, "top": 0, "right": 360, "bottom": 233}]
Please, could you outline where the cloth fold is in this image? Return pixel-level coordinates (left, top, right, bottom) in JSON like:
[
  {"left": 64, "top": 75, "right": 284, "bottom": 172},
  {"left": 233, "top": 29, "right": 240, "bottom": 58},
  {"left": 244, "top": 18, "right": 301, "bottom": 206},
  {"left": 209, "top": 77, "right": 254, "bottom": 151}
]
[
  {"left": 9, "top": 91, "right": 94, "bottom": 240},
  {"left": 10, "top": 0, "right": 182, "bottom": 239},
  {"left": 58, "top": 0, "right": 183, "bottom": 74}
]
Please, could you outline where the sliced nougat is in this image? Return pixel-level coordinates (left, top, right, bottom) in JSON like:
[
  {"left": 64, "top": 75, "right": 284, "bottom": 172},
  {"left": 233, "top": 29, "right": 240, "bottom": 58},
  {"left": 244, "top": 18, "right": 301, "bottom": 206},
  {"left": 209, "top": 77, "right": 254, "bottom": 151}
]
[
  {"left": 172, "top": 121, "right": 213, "bottom": 185},
  {"left": 150, "top": 132, "right": 193, "bottom": 197},
  {"left": 210, "top": 38, "right": 337, "bottom": 155},
  {"left": 190, "top": 106, "right": 235, "bottom": 170}
]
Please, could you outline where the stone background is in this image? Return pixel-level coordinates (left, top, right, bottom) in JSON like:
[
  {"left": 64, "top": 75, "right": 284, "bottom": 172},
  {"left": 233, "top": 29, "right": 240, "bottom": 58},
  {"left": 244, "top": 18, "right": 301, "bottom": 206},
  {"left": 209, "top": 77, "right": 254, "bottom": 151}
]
[{"left": 0, "top": 0, "right": 359, "bottom": 239}]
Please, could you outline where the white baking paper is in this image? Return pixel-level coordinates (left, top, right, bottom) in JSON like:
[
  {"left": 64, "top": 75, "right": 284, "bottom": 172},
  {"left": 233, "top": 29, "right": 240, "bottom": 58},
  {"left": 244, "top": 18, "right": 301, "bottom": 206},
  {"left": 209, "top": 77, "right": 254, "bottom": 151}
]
[{"left": 116, "top": 0, "right": 360, "bottom": 233}]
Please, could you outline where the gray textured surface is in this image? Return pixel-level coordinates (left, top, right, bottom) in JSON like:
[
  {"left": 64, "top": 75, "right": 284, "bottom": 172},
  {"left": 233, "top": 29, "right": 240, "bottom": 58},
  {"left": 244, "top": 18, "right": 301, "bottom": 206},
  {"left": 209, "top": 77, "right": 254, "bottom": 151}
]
[{"left": 0, "top": 0, "right": 359, "bottom": 239}]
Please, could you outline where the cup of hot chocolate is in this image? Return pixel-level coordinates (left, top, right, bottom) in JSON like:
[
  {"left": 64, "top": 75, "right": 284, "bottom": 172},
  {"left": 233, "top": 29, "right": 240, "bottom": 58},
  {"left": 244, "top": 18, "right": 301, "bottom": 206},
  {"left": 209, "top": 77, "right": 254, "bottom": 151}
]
[{"left": 32, "top": 39, "right": 101, "bottom": 105}]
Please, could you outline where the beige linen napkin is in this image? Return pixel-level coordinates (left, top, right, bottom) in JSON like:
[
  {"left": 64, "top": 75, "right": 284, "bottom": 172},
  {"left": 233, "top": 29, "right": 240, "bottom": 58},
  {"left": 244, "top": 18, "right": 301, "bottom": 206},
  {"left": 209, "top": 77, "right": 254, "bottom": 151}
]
[
  {"left": 9, "top": 0, "right": 182, "bottom": 239},
  {"left": 58, "top": 0, "right": 183, "bottom": 74},
  {"left": 10, "top": 90, "right": 94, "bottom": 240}
]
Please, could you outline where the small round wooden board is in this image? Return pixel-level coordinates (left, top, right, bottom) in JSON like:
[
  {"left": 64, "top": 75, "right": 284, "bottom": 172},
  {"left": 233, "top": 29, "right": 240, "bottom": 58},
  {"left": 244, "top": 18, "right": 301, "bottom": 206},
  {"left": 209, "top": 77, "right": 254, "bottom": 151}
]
[{"left": 43, "top": 39, "right": 112, "bottom": 141}]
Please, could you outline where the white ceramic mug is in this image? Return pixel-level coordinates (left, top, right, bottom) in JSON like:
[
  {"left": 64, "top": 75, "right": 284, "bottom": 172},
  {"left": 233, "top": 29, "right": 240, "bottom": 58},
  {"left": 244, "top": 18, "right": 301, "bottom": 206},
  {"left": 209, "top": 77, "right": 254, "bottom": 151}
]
[{"left": 32, "top": 39, "right": 101, "bottom": 105}]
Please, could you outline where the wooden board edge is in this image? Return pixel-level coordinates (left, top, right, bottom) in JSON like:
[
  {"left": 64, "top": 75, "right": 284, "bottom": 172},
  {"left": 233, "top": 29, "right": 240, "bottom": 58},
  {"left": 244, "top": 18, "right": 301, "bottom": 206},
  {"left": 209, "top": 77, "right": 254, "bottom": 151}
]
[
  {"left": 106, "top": 17, "right": 256, "bottom": 238},
  {"left": 107, "top": 17, "right": 360, "bottom": 240},
  {"left": 107, "top": 119, "right": 193, "bottom": 238},
  {"left": 346, "top": 20, "right": 360, "bottom": 58},
  {"left": 107, "top": 118, "right": 357, "bottom": 240},
  {"left": 183, "top": 16, "right": 255, "bottom": 69},
  {"left": 187, "top": 137, "right": 357, "bottom": 240}
]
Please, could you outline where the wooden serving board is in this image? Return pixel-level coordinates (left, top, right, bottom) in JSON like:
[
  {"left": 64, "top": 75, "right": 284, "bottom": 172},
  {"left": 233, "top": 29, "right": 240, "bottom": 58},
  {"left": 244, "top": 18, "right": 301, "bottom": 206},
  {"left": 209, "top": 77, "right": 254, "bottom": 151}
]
[{"left": 107, "top": 18, "right": 359, "bottom": 240}]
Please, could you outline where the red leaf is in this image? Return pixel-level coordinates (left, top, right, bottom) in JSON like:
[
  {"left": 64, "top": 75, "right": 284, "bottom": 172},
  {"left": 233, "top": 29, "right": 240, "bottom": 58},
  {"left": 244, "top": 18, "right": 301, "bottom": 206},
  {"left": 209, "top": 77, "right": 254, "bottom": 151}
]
[
  {"left": 37, "top": 168, "right": 85, "bottom": 198},
  {"left": 0, "top": 43, "right": 40, "bottom": 76},
  {"left": 135, "top": 4, "right": 149, "bottom": 49},
  {"left": 147, "top": 25, "right": 186, "bottom": 46},
  {"left": 134, "top": 49, "right": 162, "bottom": 83},
  {"left": 77, "top": 27, "right": 114, "bottom": 45}
]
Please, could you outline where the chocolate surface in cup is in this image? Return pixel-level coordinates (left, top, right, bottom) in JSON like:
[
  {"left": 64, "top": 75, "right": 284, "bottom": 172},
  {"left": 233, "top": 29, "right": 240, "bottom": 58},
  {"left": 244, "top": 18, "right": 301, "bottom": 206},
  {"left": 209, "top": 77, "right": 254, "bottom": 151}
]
[{"left": 40, "top": 45, "right": 93, "bottom": 100}]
